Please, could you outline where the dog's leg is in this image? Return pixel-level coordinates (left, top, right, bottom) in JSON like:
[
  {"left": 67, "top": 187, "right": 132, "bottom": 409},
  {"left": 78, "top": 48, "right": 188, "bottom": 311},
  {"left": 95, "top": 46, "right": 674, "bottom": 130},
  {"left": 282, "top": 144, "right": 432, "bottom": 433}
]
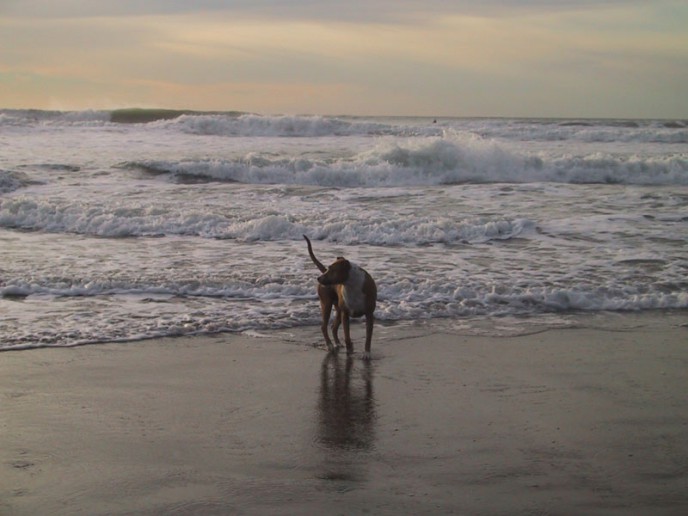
[
  {"left": 320, "top": 300, "right": 336, "bottom": 352},
  {"left": 331, "top": 308, "right": 342, "bottom": 349},
  {"left": 342, "top": 311, "right": 354, "bottom": 355},
  {"left": 363, "top": 313, "right": 374, "bottom": 360}
]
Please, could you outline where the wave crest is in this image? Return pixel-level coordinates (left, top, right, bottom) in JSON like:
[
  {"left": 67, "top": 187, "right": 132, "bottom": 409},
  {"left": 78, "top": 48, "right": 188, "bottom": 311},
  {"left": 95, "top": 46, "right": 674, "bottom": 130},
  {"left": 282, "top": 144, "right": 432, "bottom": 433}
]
[
  {"left": 0, "top": 196, "right": 534, "bottom": 244},
  {"left": 158, "top": 113, "right": 441, "bottom": 137},
  {"left": 129, "top": 135, "right": 688, "bottom": 186}
]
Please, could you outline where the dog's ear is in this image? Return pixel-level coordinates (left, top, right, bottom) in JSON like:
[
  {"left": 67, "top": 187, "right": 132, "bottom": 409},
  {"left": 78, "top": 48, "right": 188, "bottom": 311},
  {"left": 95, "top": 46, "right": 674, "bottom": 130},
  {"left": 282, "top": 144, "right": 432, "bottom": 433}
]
[{"left": 337, "top": 258, "right": 351, "bottom": 271}]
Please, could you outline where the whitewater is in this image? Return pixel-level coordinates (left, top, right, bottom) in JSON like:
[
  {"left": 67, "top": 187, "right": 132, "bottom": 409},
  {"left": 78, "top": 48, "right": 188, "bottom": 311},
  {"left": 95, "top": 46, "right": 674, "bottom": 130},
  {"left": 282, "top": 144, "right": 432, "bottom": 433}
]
[{"left": 1, "top": 109, "right": 687, "bottom": 350}]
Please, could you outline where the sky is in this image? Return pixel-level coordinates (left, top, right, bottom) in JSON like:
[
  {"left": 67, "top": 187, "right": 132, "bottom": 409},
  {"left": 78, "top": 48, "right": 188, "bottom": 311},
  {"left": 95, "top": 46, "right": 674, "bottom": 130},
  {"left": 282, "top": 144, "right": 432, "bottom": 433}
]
[{"left": 1, "top": 0, "right": 687, "bottom": 118}]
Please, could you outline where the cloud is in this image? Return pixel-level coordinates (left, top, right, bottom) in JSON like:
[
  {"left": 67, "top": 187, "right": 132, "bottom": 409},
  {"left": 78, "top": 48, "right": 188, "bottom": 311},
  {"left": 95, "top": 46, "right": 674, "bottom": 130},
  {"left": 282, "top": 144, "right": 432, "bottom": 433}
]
[
  {"left": 4, "top": 0, "right": 651, "bottom": 22},
  {"left": 1, "top": 0, "right": 686, "bottom": 116}
]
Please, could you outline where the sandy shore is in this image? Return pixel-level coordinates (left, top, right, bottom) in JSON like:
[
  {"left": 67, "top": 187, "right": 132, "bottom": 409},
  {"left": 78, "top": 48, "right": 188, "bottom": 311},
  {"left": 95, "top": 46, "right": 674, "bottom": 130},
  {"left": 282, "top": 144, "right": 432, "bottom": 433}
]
[{"left": 2, "top": 313, "right": 687, "bottom": 515}]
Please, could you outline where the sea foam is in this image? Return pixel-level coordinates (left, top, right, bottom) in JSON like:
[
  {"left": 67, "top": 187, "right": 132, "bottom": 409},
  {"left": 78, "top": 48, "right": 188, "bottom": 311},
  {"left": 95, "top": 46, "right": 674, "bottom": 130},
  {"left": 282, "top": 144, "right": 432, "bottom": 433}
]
[
  {"left": 130, "top": 135, "right": 688, "bottom": 186},
  {"left": 0, "top": 194, "right": 535, "bottom": 244},
  {"left": 2, "top": 111, "right": 686, "bottom": 350},
  {"left": 2, "top": 110, "right": 686, "bottom": 144},
  {"left": 0, "top": 170, "right": 28, "bottom": 193}
]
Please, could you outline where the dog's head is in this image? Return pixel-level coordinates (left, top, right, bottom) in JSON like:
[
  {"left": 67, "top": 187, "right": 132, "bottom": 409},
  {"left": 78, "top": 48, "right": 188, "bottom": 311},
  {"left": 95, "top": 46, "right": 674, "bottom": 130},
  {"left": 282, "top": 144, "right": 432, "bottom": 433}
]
[{"left": 317, "top": 257, "right": 350, "bottom": 285}]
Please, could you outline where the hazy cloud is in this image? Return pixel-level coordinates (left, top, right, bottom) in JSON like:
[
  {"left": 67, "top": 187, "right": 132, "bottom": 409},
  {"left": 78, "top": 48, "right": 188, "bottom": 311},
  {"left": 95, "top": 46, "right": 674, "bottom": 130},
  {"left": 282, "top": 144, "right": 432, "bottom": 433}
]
[
  {"left": 3, "top": 0, "right": 650, "bottom": 22},
  {"left": 1, "top": 0, "right": 686, "bottom": 116}
]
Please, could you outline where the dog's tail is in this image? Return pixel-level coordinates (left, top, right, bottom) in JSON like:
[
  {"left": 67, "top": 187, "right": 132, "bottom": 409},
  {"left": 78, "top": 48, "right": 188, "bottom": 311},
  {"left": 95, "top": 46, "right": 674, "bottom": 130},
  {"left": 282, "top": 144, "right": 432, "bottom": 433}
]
[{"left": 303, "top": 235, "right": 327, "bottom": 273}]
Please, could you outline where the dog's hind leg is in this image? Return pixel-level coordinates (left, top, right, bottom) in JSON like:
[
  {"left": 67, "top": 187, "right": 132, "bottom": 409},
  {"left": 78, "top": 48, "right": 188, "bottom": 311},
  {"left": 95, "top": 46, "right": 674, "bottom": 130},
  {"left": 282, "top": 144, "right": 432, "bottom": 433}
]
[
  {"left": 331, "top": 308, "right": 342, "bottom": 349},
  {"left": 363, "top": 313, "right": 374, "bottom": 360},
  {"left": 320, "top": 300, "right": 337, "bottom": 352},
  {"left": 342, "top": 311, "right": 354, "bottom": 355}
]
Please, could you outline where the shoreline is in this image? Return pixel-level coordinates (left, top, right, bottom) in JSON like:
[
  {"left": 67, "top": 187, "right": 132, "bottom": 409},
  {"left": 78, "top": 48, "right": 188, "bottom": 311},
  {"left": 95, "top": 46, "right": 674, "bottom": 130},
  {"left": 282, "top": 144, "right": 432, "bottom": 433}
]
[
  {"left": 2, "top": 309, "right": 685, "bottom": 354},
  {"left": 2, "top": 312, "right": 687, "bottom": 515}
]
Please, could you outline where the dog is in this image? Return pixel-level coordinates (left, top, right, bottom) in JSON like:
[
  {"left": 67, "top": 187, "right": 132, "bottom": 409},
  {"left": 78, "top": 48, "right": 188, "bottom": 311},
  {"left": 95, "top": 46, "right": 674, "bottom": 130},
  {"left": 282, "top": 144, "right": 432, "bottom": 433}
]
[{"left": 303, "top": 235, "right": 377, "bottom": 358}]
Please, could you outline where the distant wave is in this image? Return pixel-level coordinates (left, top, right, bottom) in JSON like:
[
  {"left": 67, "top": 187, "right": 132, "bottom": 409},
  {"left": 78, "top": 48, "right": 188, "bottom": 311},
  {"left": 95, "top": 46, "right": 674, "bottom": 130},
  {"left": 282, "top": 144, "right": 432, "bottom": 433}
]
[
  {"left": 157, "top": 113, "right": 442, "bottom": 137},
  {"left": 128, "top": 135, "right": 688, "bottom": 186},
  {"left": 131, "top": 113, "right": 688, "bottom": 142},
  {"left": 473, "top": 119, "right": 688, "bottom": 144},
  {"left": 0, "top": 109, "right": 111, "bottom": 126},
  {"left": 110, "top": 108, "right": 247, "bottom": 124},
  {"left": 2, "top": 109, "right": 687, "bottom": 142},
  {"left": 0, "top": 108, "right": 238, "bottom": 126},
  {"left": 0, "top": 109, "right": 441, "bottom": 137}
]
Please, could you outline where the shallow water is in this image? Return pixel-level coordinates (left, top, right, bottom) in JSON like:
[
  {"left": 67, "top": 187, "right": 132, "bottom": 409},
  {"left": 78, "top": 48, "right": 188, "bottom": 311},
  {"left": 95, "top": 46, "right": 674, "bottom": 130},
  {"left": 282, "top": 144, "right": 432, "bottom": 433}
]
[{"left": 1, "top": 111, "right": 687, "bottom": 349}]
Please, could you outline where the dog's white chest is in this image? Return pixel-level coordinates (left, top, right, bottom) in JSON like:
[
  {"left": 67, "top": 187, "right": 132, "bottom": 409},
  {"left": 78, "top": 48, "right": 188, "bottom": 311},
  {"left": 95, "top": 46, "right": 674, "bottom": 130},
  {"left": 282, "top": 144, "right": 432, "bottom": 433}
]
[{"left": 342, "top": 263, "right": 367, "bottom": 316}]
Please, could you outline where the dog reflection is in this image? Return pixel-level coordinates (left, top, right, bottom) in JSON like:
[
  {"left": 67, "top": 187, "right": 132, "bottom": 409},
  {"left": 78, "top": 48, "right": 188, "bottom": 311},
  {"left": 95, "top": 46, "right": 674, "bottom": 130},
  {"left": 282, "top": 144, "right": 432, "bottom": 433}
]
[{"left": 317, "top": 354, "right": 376, "bottom": 450}]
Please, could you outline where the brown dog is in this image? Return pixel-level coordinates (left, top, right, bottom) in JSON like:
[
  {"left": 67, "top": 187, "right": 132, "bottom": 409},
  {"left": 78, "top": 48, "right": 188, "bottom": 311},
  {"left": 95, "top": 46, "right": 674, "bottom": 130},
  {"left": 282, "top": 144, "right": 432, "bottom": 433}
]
[{"left": 304, "top": 235, "right": 377, "bottom": 358}]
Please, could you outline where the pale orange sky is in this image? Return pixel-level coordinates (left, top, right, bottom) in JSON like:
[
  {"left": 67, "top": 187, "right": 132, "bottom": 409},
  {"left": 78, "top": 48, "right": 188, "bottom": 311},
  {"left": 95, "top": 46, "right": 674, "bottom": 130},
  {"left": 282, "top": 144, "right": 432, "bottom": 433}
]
[{"left": 1, "top": 0, "right": 687, "bottom": 117}]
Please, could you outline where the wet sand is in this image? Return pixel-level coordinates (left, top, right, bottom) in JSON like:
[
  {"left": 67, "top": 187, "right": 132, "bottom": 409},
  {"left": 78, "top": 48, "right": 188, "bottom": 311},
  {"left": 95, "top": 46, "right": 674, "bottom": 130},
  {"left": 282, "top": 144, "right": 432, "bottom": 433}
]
[{"left": 2, "top": 313, "right": 687, "bottom": 515}]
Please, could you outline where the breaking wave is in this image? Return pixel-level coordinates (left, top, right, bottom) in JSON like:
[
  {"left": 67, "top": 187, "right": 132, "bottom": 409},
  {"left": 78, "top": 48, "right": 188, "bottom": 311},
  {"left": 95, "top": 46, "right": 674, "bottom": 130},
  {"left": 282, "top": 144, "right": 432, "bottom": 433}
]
[
  {"left": 128, "top": 136, "right": 688, "bottom": 186},
  {"left": 0, "top": 109, "right": 439, "bottom": 137},
  {"left": 0, "top": 194, "right": 535, "bottom": 243},
  {"left": 2, "top": 109, "right": 687, "bottom": 142}
]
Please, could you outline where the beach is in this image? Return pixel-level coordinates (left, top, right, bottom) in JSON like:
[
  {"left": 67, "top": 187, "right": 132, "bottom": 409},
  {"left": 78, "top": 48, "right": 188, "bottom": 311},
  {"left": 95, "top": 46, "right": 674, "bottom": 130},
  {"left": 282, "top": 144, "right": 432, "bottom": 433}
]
[{"left": 2, "top": 312, "right": 687, "bottom": 515}]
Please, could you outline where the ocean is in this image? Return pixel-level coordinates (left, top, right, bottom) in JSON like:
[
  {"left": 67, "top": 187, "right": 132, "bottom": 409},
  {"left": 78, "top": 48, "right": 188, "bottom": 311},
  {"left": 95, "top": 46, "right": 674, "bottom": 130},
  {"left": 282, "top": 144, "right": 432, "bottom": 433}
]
[{"left": 1, "top": 109, "right": 686, "bottom": 350}]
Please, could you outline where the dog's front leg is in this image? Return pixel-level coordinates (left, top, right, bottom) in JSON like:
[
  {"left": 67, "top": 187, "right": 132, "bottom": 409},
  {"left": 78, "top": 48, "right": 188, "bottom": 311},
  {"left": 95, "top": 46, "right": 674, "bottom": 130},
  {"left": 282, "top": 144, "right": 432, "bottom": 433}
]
[
  {"left": 342, "top": 311, "right": 354, "bottom": 355},
  {"left": 363, "top": 313, "right": 374, "bottom": 359}
]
